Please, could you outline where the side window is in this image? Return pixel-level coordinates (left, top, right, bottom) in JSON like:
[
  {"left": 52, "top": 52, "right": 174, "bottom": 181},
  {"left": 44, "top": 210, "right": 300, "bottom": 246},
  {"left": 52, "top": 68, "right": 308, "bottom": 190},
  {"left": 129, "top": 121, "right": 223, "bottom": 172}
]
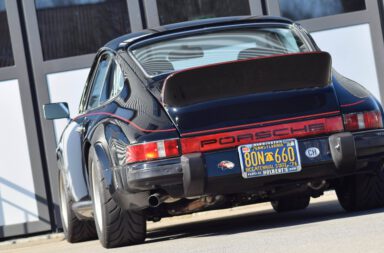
[
  {"left": 110, "top": 62, "right": 125, "bottom": 98},
  {"left": 87, "top": 54, "right": 113, "bottom": 110}
]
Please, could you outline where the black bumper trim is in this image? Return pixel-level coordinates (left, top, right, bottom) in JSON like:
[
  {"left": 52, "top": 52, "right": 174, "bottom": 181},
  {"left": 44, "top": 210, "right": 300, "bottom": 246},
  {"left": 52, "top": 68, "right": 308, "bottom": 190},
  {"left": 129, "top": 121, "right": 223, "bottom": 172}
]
[
  {"left": 354, "top": 130, "right": 384, "bottom": 157},
  {"left": 329, "top": 132, "right": 357, "bottom": 169},
  {"left": 116, "top": 129, "right": 384, "bottom": 201},
  {"left": 181, "top": 153, "right": 205, "bottom": 197},
  {"left": 123, "top": 158, "right": 183, "bottom": 192}
]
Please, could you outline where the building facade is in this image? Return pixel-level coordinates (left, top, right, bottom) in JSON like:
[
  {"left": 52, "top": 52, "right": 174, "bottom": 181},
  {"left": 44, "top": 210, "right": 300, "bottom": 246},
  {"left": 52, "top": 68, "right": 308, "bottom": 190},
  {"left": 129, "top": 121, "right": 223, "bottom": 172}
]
[{"left": 0, "top": 0, "right": 383, "bottom": 239}]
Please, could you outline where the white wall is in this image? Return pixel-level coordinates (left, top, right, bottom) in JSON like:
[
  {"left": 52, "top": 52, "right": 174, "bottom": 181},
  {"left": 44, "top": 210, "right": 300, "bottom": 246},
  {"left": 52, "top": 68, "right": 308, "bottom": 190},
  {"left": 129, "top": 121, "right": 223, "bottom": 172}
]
[
  {"left": 47, "top": 68, "right": 90, "bottom": 142},
  {"left": 311, "top": 24, "right": 381, "bottom": 101},
  {"left": 0, "top": 79, "right": 39, "bottom": 226}
]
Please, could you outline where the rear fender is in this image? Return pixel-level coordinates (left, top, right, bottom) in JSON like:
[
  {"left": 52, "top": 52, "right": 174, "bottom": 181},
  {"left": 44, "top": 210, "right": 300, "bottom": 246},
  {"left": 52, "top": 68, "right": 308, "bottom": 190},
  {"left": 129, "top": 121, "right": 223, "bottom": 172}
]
[
  {"left": 332, "top": 70, "right": 384, "bottom": 118},
  {"left": 90, "top": 132, "right": 150, "bottom": 210},
  {"left": 93, "top": 142, "right": 114, "bottom": 191}
]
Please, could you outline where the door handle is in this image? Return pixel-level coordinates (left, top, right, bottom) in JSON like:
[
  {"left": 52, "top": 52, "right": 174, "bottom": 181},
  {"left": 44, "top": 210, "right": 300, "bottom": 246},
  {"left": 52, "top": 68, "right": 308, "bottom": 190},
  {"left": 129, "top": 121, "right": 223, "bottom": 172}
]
[
  {"left": 75, "top": 125, "right": 85, "bottom": 134},
  {"left": 76, "top": 117, "right": 89, "bottom": 134}
]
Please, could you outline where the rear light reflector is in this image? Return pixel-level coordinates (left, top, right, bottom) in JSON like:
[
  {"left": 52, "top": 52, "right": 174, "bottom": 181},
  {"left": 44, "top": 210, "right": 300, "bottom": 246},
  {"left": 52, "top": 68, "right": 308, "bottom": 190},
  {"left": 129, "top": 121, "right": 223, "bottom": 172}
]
[
  {"left": 343, "top": 111, "right": 382, "bottom": 131},
  {"left": 126, "top": 139, "right": 180, "bottom": 164}
]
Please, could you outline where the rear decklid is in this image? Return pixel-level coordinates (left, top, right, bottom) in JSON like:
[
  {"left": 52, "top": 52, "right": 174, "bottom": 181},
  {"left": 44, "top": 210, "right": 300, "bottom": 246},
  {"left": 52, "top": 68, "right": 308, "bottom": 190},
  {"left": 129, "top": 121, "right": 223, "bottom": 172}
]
[{"left": 160, "top": 52, "right": 342, "bottom": 142}]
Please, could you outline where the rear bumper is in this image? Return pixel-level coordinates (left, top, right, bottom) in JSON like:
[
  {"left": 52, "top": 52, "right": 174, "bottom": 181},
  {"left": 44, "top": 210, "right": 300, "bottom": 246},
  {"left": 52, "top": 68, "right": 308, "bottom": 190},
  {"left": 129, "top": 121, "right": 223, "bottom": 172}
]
[{"left": 114, "top": 130, "right": 384, "bottom": 201}]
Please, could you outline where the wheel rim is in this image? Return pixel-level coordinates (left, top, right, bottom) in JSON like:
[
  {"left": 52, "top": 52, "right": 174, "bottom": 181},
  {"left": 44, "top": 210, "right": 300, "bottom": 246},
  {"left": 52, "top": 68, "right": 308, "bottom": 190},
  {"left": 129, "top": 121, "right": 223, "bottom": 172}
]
[
  {"left": 59, "top": 174, "right": 69, "bottom": 230},
  {"left": 91, "top": 161, "right": 103, "bottom": 234}
]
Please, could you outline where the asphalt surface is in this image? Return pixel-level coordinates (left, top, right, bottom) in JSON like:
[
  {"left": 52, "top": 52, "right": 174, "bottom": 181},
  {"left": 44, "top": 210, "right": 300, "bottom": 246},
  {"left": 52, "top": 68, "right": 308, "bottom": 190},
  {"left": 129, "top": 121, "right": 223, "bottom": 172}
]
[{"left": 3, "top": 191, "right": 384, "bottom": 253}]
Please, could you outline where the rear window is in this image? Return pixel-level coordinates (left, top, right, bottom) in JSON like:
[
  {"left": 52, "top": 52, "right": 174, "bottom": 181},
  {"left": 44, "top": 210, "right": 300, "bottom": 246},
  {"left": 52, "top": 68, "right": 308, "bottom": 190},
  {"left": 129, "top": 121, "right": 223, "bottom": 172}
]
[{"left": 131, "top": 27, "right": 310, "bottom": 76}]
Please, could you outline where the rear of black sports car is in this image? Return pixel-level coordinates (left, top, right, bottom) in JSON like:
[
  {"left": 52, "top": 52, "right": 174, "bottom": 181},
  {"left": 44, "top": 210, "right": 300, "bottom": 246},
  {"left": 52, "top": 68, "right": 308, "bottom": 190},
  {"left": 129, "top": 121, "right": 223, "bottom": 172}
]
[
  {"left": 99, "top": 18, "right": 384, "bottom": 247},
  {"left": 117, "top": 52, "right": 384, "bottom": 214}
]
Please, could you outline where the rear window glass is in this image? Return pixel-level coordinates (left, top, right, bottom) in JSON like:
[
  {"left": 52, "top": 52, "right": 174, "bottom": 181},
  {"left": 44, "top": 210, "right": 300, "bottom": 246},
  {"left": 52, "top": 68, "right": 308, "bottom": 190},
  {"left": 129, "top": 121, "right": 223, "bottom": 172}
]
[{"left": 131, "top": 27, "right": 309, "bottom": 76}]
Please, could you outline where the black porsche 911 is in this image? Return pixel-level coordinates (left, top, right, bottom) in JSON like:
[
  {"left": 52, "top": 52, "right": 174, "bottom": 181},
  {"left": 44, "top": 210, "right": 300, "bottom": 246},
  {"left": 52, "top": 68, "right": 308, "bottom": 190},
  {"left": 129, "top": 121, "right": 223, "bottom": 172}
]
[{"left": 43, "top": 16, "right": 384, "bottom": 248}]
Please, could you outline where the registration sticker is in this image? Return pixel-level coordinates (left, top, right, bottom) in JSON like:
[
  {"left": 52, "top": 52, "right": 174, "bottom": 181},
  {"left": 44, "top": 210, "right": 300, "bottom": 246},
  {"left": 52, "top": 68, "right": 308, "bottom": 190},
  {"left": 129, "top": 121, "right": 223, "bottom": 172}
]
[{"left": 238, "top": 139, "right": 301, "bottom": 178}]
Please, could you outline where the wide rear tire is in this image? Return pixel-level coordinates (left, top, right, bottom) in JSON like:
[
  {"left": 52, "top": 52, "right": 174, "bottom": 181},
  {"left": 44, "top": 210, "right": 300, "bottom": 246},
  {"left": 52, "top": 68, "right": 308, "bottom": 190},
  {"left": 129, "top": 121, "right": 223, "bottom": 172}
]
[
  {"left": 58, "top": 172, "right": 97, "bottom": 243},
  {"left": 336, "top": 162, "right": 384, "bottom": 211},
  {"left": 89, "top": 148, "right": 146, "bottom": 248},
  {"left": 271, "top": 194, "right": 310, "bottom": 213}
]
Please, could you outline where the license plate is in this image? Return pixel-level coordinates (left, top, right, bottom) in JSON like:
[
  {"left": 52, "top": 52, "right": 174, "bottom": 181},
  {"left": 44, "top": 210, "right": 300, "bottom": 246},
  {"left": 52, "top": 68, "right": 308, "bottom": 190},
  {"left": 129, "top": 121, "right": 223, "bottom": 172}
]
[{"left": 238, "top": 139, "right": 301, "bottom": 178}]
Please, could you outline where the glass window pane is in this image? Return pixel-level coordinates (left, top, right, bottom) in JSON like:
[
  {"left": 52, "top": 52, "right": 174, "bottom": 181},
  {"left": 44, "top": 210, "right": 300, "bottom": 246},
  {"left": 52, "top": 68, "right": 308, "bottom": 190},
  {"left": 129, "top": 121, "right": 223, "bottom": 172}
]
[
  {"left": 132, "top": 27, "right": 308, "bottom": 76},
  {"left": 279, "top": 0, "right": 366, "bottom": 21},
  {"left": 0, "top": 0, "right": 14, "bottom": 67},
  {"left": 87, "top": 54, "right": 112, "bottom": 109},
  {"left": 110, "top": 62, "right": 124, "bottom": 97},
  {"left": 35, "top": 0, "right": 131, "bottom": 60},
  {"left": 156, "top": 0, "right": 251, "bottom": 25}
]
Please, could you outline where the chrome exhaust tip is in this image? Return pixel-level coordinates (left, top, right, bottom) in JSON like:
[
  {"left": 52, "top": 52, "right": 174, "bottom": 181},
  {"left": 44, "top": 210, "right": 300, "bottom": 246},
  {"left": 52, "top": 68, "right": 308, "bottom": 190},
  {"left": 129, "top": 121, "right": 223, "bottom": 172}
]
[{"left": 148, "top": 193, "right": 167, "bottom": 208}]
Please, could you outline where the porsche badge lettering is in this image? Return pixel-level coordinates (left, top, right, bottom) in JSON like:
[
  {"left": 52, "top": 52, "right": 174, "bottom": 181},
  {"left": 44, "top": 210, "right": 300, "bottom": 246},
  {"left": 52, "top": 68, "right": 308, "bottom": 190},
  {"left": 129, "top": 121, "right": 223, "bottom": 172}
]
[{"left": 201, "top": 123, "right": 325, "bottom": 148}]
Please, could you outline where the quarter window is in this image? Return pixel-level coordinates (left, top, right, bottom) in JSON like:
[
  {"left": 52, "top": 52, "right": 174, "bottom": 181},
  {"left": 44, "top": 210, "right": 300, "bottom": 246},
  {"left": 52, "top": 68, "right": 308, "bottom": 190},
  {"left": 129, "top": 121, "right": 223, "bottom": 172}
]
[
  {"left": 87, "top": 54, "right": 113, "bottom": 109},
  {"left": 110, "top": 62, "right": 125, "bottom": 98}
]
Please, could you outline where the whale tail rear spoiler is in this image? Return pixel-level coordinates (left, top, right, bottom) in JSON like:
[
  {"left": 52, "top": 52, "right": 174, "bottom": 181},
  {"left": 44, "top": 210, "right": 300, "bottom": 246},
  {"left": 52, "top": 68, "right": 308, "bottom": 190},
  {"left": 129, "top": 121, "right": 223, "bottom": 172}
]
[{"left": 161, "top": 52, "right": 332, "bottom": 107}]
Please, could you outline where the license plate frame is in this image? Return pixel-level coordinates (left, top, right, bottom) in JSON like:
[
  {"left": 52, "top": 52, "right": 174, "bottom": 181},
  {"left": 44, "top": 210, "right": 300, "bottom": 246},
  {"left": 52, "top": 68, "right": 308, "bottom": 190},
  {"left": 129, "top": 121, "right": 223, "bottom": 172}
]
[{"left": 238, "top": 139, "right": 302, "bottom": 179}]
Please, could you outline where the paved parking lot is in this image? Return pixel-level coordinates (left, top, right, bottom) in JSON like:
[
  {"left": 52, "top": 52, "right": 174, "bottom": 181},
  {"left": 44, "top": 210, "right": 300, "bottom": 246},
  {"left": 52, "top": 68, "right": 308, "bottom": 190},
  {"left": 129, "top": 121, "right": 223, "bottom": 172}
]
[{"left": 2, "top": 191, "right": 384, "bottom": 253}]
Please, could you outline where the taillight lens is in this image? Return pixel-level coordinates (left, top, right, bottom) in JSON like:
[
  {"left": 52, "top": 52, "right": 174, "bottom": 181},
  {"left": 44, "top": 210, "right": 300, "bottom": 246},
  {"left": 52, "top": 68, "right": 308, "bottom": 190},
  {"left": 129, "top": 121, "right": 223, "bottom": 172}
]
[
  {"left": 343, "top": 111, "right": 383, "bottom": 131},
  {"left": 126, "top": 139, "right": 180, "bottom": 164}
]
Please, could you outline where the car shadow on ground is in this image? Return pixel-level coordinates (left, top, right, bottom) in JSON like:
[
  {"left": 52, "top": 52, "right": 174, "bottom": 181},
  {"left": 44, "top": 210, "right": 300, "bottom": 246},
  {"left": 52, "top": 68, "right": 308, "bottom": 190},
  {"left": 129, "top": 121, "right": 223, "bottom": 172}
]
[{"left": 145, "top": 199, "right": 384, "bottom": 244}]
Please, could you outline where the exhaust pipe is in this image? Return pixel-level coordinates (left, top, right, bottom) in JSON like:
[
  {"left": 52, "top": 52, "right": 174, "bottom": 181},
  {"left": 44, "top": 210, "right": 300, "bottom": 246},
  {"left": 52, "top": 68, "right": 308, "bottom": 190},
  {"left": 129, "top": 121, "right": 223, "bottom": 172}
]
[
  {"left": 308, "top": 180, "right": 327, "bottom": 191},
  {"left": 148, "top": 193, "right": 167, "bottom": 208}
]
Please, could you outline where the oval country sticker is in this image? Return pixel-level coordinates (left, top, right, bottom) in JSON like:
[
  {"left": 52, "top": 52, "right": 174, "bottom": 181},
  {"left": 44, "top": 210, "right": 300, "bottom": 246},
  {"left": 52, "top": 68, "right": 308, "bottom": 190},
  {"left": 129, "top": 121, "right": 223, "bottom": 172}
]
[{"left": 305, "top": 147, "right": 320, "bottom": 158}]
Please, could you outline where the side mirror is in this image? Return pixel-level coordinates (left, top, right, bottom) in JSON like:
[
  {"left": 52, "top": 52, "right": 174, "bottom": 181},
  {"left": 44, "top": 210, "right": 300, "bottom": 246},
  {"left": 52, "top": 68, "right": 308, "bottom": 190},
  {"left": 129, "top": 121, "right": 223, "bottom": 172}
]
[{"left": 43, "top": 102, "right": 70, "bottom": 120}]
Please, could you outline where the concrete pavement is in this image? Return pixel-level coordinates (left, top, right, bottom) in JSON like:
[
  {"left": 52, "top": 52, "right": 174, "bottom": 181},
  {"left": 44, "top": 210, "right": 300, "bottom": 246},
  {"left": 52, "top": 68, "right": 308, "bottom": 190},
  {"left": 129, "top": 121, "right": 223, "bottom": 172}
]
[{"left": 2, "top": 191, "right": 384, "bottom": 253}]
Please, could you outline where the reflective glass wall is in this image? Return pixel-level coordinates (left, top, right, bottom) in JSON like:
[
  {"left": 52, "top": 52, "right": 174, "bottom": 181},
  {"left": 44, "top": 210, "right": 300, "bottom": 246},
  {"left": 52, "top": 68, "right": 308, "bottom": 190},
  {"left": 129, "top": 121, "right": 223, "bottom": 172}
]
[
  {"left": 0, "top": 0, "right": 13, "bottom": 67},
  {"left": 156, "top": 0, "right": 251, "bottom": 25},
  {"left": 279, "top": 0, "right": 366, "bottom": 20},
  {"left": 35, "top": 0, "right": 132, "bottom": 60}
]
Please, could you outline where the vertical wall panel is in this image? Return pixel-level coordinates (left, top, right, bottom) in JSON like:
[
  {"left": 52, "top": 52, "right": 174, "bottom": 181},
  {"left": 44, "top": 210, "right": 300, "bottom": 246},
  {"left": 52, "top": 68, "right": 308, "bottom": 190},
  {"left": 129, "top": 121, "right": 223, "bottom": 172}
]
[
  {"left": 0, "top": 0, "right": 52, "bottom": 238},
  {"left": 0, "top": 80, "right": 39, "bottom": 226}
]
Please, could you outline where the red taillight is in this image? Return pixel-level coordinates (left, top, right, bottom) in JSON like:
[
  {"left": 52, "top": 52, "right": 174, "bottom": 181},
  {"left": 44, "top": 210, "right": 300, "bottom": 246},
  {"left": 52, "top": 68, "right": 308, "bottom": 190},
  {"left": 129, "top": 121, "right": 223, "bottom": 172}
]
[
  {"left": 343, "top": 111, "right": 383, "bottom": 131},
  {"left": 126, "top": 139, "right": 180, "bottom": 164}
]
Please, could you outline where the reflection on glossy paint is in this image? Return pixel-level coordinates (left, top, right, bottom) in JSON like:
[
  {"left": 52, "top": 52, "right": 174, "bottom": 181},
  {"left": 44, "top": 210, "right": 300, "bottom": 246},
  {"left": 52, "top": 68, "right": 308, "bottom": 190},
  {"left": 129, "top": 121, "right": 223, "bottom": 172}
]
[{"left": 279, "top": 0, "right": 365, "bottom": 20}]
